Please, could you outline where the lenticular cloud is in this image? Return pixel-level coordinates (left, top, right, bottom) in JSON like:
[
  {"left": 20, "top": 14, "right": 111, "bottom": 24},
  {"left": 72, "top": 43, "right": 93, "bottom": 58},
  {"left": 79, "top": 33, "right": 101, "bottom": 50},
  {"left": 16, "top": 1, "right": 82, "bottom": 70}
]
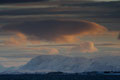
[{"left": 2, "top": 19, "right": 107, "bottom": 43}]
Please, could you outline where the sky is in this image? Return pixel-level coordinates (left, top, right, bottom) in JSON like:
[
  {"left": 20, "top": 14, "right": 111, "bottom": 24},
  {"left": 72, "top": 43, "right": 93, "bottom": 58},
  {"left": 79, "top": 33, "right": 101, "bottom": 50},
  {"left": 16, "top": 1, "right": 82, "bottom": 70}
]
[{"left": 0, "top": 0, "right": 120, "bottom": 67}]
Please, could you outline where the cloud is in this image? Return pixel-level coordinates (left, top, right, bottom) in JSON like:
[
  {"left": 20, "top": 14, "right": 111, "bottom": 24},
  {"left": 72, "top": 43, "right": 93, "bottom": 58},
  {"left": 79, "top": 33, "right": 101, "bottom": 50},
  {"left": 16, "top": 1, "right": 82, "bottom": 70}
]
[
  {"left": 70, "top": 42, "right": 98, "bottom": 53},
  {"left": 2, "top": 19, "right": 107, "bottom": 44},
  {"left": 0, "top": 57, "right": 31, "bottom": 67},
  {"left": 0, "top": 0, "right": 47, "bottom": 4},
  {"left": 0, "top": 57, "right": 8, "bottom": 61},
  {"left": 118, "top": 33, "right": 120, "bottom": 40},
  {"left": 56, "top": 0, "right": 94, "bottom": 1},
  {"left": 24, "top": 47, "right": 59, "bottom": 54},
  {"left": 5, "top": 32, "right": 27, "bottom": 46},
  {"left": 0, "top": 0, "right": 101, "bottom": 4}
]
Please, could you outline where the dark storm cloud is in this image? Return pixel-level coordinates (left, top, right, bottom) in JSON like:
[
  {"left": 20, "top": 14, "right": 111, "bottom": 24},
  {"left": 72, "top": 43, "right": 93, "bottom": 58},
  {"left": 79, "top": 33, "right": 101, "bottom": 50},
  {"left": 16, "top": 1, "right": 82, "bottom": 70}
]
[
  {"left": 0, "top": 1, "right": 120, "bottom": 22},
  {"left": 1, "top": 19, "right": 107, "bottom": 43},
  {"left": 0, "top": 0, "right": 47, "bottom": 4},
  {"left": 62, "top": 1, "right": 120, "bottom": 18},
  {"left": 0, "top": 0, "right": 96, "bottom": 4},
  {"left": 63, "top": 1, "right": 120, "bottom": 8},
  {"left": 0, "top": 8, "right": 119, "bottom": 17}
]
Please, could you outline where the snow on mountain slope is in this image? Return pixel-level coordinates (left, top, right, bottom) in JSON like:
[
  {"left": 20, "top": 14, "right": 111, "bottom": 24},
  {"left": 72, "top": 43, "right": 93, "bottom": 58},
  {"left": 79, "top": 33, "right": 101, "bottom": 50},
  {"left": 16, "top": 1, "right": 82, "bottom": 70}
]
[
  {"left": 19, "top": 55, "right": 120, "bottom": 73},
  {"left": 86, "top": 56, "right": 120, "bottom": 72},
  {"left": 20, "top": 55, "right": 91, "bottom": 73},
  {"left": 0, "top": 64, "right": 7, "bottom": 72}
]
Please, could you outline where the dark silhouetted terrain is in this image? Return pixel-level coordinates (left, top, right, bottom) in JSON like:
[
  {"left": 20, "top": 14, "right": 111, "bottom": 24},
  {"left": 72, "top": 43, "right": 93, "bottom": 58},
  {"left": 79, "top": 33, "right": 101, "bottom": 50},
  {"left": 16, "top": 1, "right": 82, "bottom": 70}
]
[{"left": 0, "top": 74, "right": 120, "bottom": 80}]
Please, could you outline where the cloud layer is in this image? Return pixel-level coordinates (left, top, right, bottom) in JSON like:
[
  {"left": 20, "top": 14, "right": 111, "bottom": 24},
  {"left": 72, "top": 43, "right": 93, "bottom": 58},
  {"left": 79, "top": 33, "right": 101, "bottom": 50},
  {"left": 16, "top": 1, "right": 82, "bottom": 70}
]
[
  {"left": 0, "top": 0, "right": 107, "bottom": 4},
  {"left": 118, "top": 33, "right": 120, "bottom": 40},
  {"left": 2, "top": 19, "right": 107, "bottom": 43},
  {"left": 0, "top": 0, "right": 46, "bottom": 4},
  {"left": 71, "top": 42, "right": 98, "bottom": 53},
  {"left": 25, "top": 47, "right": 59, "bottom": 54}
]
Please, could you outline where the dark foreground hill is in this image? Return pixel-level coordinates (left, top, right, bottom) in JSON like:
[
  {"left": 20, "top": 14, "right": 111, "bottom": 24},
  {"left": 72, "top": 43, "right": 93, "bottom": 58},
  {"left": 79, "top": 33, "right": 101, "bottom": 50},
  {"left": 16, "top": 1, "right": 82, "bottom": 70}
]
[{"left": 0, "top": 74, "right": 120, "bottom": 80}]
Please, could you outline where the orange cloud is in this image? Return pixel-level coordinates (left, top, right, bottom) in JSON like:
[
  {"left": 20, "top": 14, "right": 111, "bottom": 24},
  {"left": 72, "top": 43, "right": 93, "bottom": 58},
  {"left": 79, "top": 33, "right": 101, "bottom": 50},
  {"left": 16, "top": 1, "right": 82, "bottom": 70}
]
[
  {"left": 71, "top": 42, "right": 98, "bottom": 53},
  {"left": 2, "top": 19, "right": 107, "bottom": 44},
  {"left": 24, "top": 47, "right": 59, "bottom": 54},
  {"left": 5, "top": 32, "right": 27, "bottom": 46}
]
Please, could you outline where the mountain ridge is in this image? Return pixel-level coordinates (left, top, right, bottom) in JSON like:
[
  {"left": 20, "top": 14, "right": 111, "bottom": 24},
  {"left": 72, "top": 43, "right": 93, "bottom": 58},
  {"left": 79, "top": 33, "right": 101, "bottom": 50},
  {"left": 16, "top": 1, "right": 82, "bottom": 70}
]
[{"left": 19, "top": 55, "right": 120, "bottom": 73}]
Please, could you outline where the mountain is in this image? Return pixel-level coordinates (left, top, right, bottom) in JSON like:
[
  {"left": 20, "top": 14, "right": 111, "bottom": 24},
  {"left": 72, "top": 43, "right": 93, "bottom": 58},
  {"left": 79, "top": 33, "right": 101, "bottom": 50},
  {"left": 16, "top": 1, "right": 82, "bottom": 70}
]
[
  {"left": 0, "top": 64, "right": 7, "bottom": 73},
  {"left": 19, "top": 55, "right": 120, "bottom": 73},
  {"left": 20, "top": 55, "right": 91, "bottom": 73},
  {"left": 86, "top": 56, "right": 120, "bottom": 72}
]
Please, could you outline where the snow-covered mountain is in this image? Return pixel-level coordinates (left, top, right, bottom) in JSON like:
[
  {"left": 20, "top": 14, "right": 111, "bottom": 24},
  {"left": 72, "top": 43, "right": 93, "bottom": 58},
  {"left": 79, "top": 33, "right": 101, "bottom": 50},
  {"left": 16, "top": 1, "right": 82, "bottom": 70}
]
[
  {"left": 19, "top": 55, "right": 120, "bottom": 73},
  {"left": 1, "top": 55, "right": 119, "bottom": 74},
  {"left": 0, "top": 64, "right": 7, "bottom": 72},
  {"left": 86, "top": 56, "right": 120, "bottom": 72},
  {"left": 19, "top": 55, "right": 91, "bottom": 73}
]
